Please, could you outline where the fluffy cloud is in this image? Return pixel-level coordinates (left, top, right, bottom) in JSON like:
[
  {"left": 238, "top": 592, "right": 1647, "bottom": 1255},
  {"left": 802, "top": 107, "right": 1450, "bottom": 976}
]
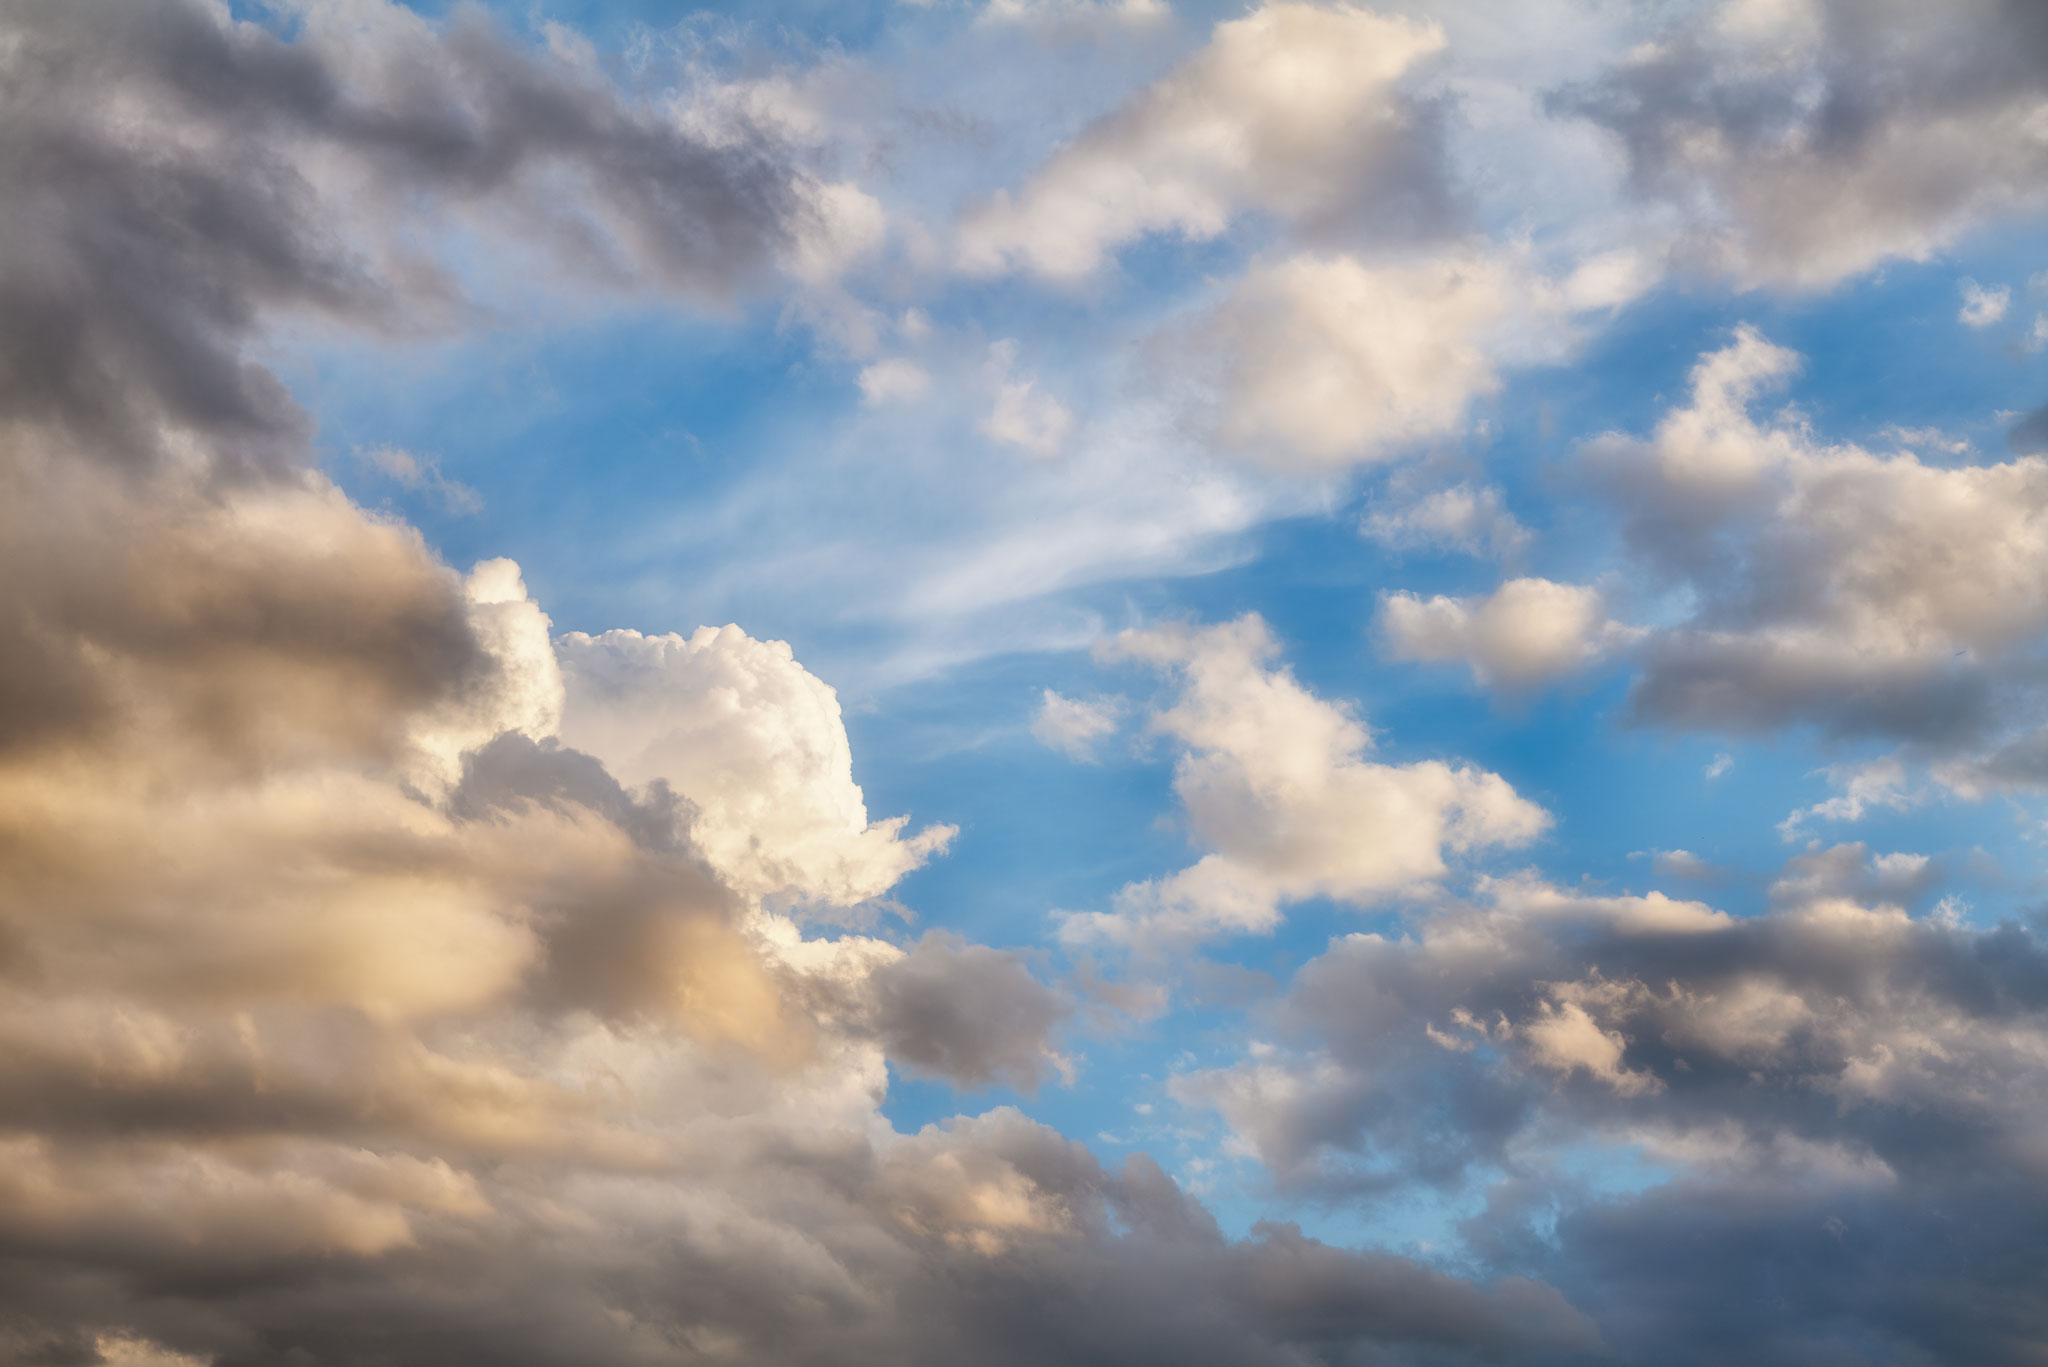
[
  {"left": 1961, "top": 278, "right": 2014, "bottom": 327},
  {"left": 1172, "top": 846, "right": 2048, "bottom": 1361},
  {"left": 1582, "top": 327, "right": 2048, "bottom": 758},
  {"left": 1181, "top": 250, "right": 1515, "bottom": 466},
  {"left": 1557, "top": 0, "right": 2048, "bottom": 288},
  {"left": 0, "top": 0, "right": 859, "bottom": 482},
  {"left": 1380, "top": 577, "right": 1639, "bottom": 689},
  {"left": 0, "top": 6, "right": 1620, "bottom": 1359},
  {"left": 956, "top": 2, "right": 1451, "bottom": 279},
  {"left": 1170, "top": 243, "right": 1651, "bottom": 468},
  {"left": 557, "top": 626, "right": 956, "bottom": 909},
  {"left": 1063, "top": 616, "right": 1548, "bottom": 946}
]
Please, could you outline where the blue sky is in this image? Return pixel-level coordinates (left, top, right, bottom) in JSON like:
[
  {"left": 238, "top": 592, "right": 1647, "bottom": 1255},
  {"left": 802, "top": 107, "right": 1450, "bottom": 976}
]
[{"left": 11, "top": 1, "right": 2048, "bottom": 1363}]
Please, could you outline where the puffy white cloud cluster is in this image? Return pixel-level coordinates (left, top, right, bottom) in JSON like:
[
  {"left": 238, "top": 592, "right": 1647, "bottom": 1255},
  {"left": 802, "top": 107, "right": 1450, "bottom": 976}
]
[
  {"left": 1063, "top": 616, "right": 1548, "bottom": 947},
  {"left": 558, "top": 626, "right": 955, "bottom": 909}
]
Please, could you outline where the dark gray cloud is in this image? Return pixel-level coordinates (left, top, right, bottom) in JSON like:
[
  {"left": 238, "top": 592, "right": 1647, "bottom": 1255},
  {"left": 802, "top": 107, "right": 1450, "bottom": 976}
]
[
  {"left": 0, "top": 0, "right": 811, "bottom": 480},
  {"left": 864, "top": 931, "right": 1068, "bottom": 1090}
]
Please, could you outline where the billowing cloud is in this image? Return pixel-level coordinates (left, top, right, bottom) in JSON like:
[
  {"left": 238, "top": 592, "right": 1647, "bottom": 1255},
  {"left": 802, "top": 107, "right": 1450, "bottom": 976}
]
[
  {"left": 1582, "top": 327, "right": 2048, "bottom": 755},
  {"left": 1557, "top": 0, "right": 2048, "bottom": 288},
  {"left": 1064, "top": 616, "right": 1548, "bottom": 946},
  {"left": 1173, "top": 845, "right": 2048, "bottom": 1361},
  {"left": 557, "top": 626, "right": 956, "bottom": 909},
  {"left": 957, "top": 2, "right": 1452, "bottom": 279}
]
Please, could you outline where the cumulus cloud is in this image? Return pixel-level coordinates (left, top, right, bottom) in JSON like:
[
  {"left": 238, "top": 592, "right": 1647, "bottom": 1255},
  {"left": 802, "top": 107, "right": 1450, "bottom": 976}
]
[
  {"left": 1586, "top": 326, "right": 2048, "bottom": 757},
  {"left": 956, "top": 2, "right": 1452, "bottom": 279},
  {"left": 1170, "top": 243, "right": 1650, "bottom": 468},
  {"left": 1556, "top": 0, "right": 2048, "bottom": 288},
  {"left": 1172, "top": 846, "right": 2048, "bottom": 1361},
  {"left": 556, "top": 625, "right": 956, "bottom": 909},
  {"left": 1063, "top": 616, "right": 1548, "bottom": 947},
  {"left": 1380, "top": 577, "right": 1639, "bottom": 690}
]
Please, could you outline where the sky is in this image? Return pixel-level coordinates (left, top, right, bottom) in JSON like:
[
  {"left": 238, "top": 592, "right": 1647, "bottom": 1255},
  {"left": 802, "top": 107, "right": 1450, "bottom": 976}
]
[{"left": 5, "top": 0, "right": 2048, "bottom": 1364}]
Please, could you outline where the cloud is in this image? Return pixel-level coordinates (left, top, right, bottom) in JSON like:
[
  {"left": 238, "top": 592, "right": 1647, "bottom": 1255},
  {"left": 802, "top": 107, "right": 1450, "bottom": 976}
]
[
  {"left": 979, "top": 342, "right": 1073, "bottom": 456},
  {"left": 956, "top": 2, "right": 1451, "bottom": 279},
  {"left": 0, "top": 3, "right": 1637, "bottom": 1362},
  {"left": 1380, "top": 577, "right": 1639, "bottom": 690},
  {"left": 1361, "top": 481, "right": 1531, "bottom": 561},
  {"left": 1960, "top": 278, "right": 2013, "bottom": 327},
  {"left": 858, "top": 357, "right": 935, "bottom": 405},
  {"left": 1063, "top": 616, "right": 1548, "bottom": 947},
  {"left": 359, "top": 444, "right": 484, "bottom": 514},
  {"left": 863, "top": 933, "right": 1069, "bottom": 1091},
  {"left": 1555, "top": 0, "right": 2048, "bottom": 289},
  {"left": 1167, "top": 243, "right": 1649, "bottom": 468},
  {"left": 0, "top": 0, "right": 844, "bottom": 480},
  {"left": 977, "top": 0, "right": 1168, "bottom": 40},
  {"left": 556, "top": 625, "right": 956, "bottom": 910},
  {"left": 1585, "top": 327, "right": 2048, "bottom": 752},
  {"left": 1178, "top": 250, "right": 1515, "bottom": 466},
  {"left": 1032, "top": 689, "right": 1124, "bottom": 760},
  {"left": 1648, "top": 848, "right": 1722, "bottom": 881},
  {"left": 1172, "top": 846, "right": 2048, "bottom": 1361}
]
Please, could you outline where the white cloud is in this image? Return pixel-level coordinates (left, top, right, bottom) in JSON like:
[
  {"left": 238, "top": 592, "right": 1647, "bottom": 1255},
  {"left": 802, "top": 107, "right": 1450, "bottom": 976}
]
[
  {"left": 1705, "top": 752, "right": 1734, "bottom": 780},
  {"left": 1650, "top": 848, "right": 1721, "bottom": 881},
  {"left": 1958, "top": 278, "right": 2012, "bottom": 327},
  {"left": 980, "top": 340, "right": 1073, "bottom": 455},
  {"left": 1063, "top": 616, "right": 1547, "bottom": 947},
  {"left": 956, "top": 2, "right": 1447, "bottom": 279},
  {"left": 858, "top": 357, "right": 934, "bottom": 405},
  {"left": 1777, "top": 757, "right": 1916, "bottom": 838},
  {"left": 1380, "top": 577, "right": 1638, "bottom": 689},
  {"left": 1361, "top": 481, "right": 1530, "bottom": 560},
  {"left": 1182, "top": 249, "right": 1514, "bottom": 467},
  {"left": 556, "top": 625, "right": 955, "bottom": 908},
  {"left": 1175, "top": 243, "right": 1645, "bottom": 468},
  {"left": 1032, "top": 689, "right": 1124, "bottom": 760}
]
